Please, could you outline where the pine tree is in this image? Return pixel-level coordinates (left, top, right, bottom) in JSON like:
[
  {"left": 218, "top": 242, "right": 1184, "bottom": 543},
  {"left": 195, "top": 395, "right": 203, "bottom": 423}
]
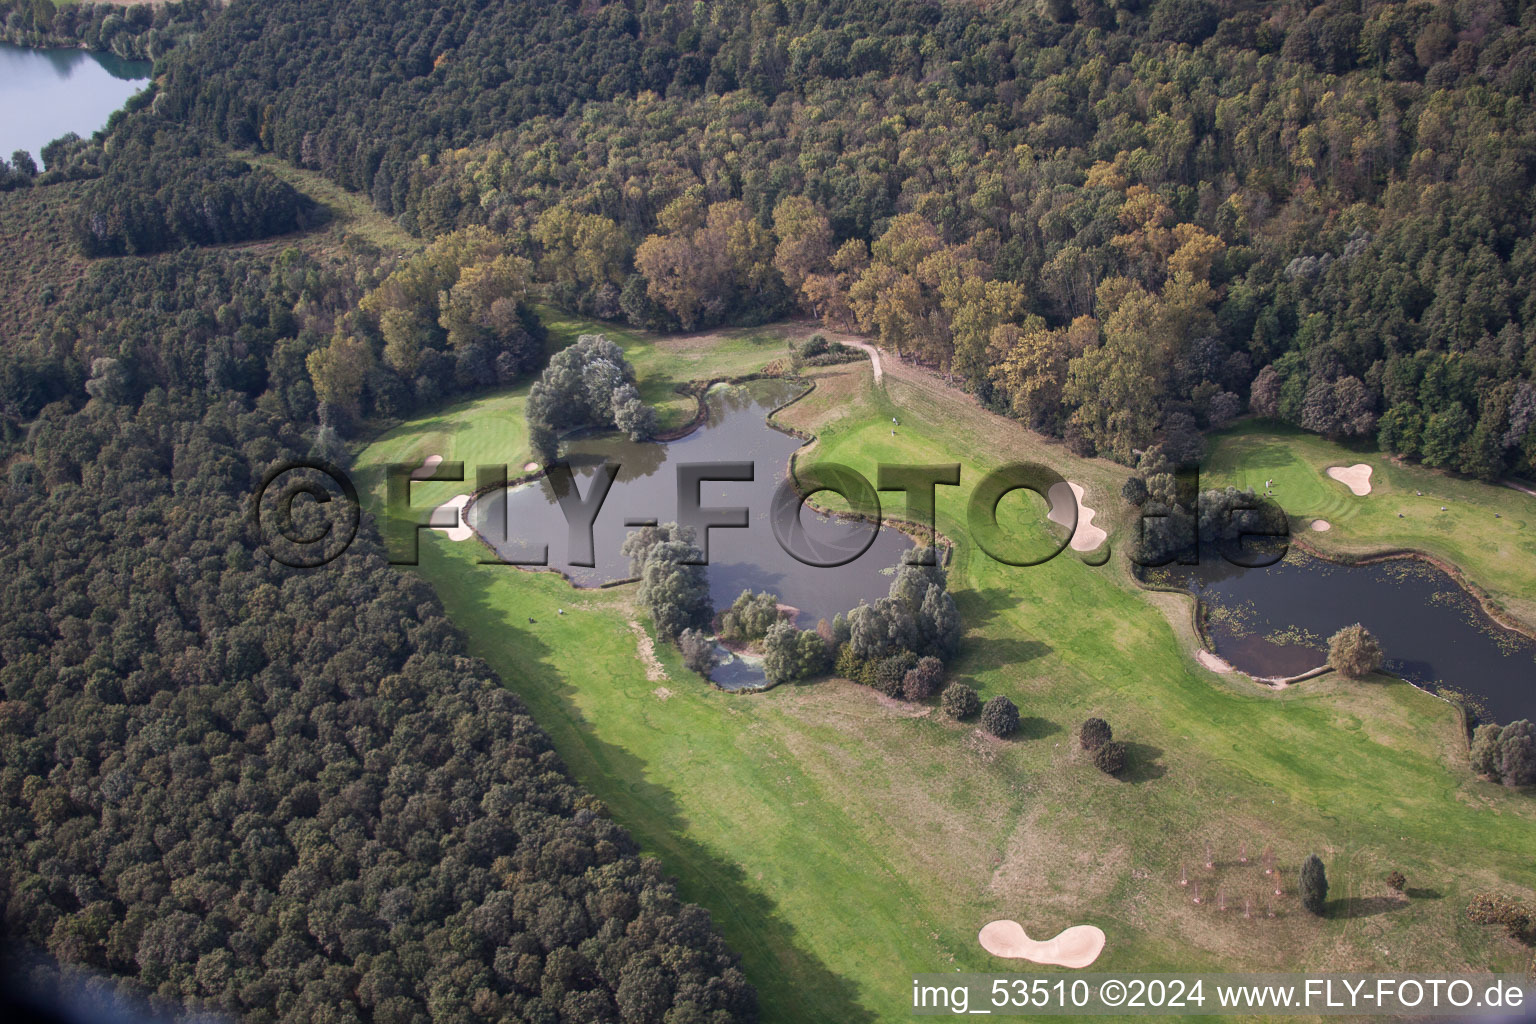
[{"left": 1300, "top": 855, "right": 1328, "bottom": 916}]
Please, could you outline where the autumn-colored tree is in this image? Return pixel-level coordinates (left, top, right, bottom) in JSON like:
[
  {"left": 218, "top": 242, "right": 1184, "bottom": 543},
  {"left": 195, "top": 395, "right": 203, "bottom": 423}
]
[
  {"left": 306, "top": 331, "right": 375, "bottom": 419},
  {"left": 771, "top": 195, "right": 833, "bottom": 302},
  {"left": 380, "top": 308, "right": 428, "bottom": 377},
  {"left": 943, "top": 274, "right": 1027, "bottom": 380},
  {"left": 532, "top": 204, "right": 630, "bottom": 292},
  {"left": 635, "top": 198, "right": 776, "bottom": 329},
  {"left": 1326, "top": 623, "right": 1383, "bottom": 678},
  {"left": 989, "top": 317, "right": 1095, "bottom": 431},
  {"left": 438, "top": 253, "right": 532, "bottom": 350},
  {"left": 361, "top": 225, "right": 504, "bottom": 322}
]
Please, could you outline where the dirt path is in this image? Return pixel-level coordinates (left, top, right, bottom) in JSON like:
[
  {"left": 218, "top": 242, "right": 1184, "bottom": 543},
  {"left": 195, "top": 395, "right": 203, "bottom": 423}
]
[
  {"left": 836, "top": 337, "right": 884, "bottom": 383},
  {"left": 628, "top": 621, "right": 669, "bottom": 682},
  {"left": 1504, "top": 479, "right": 1536, "bottom": 498}
]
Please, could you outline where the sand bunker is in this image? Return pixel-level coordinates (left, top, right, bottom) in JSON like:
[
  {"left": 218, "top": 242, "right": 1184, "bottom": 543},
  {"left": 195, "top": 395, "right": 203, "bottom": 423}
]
[
  {"left": 411, "top": 454, "right": 444, "bottom": 479},
  {"left": 428, "top": 494, "right": 473, "bottom": 542},
  {"left": 1047, "top": 481, "right": 1108, "bottom": 552},
  {"left": 1327, "top": 464, "right": 1373, "bottom": 496},
  {"left": 1196, "top": 649, "right": 1235, "bottom": 674},
  {"left": 523, "top": 461, "right": 540, "bottom": 473},
  {"left": 979, "top": 920, "right": 1106, "bottom": 969},
  {"left": 1310, "top": 519, "right": 1331, "bottom": 532}
]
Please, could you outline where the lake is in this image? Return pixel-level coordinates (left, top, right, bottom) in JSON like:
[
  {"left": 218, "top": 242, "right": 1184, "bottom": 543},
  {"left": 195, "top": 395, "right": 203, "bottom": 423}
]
[
  {"left": 471, "top": 381, "right": 915, "bottom": 684},
  {"left": 1, "top": 43, "right": 152, "bottom": 165},
  {"left": 1157, "top": 550, "right": 1536, "bottom": 724}
]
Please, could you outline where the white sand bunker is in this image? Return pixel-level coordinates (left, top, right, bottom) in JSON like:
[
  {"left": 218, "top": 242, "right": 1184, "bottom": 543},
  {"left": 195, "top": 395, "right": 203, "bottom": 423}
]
[
  {"left": 979, "top": 920, "right": 1106, "bottom": 969},
  {"left": 1310, "top": 519, "right": 1331, "bottom": 532},
  {"left": 411, "top": 454, "right": 444, "bottom": 479},
  {"left": 1047, "top": 481, "right": 1107, "bottom": 552},
  {"left": 523, "top": 461, "right": 540, "bottom": 473},
  {"left": 1327, "top": 464, "right": 1373, "bottom": 496},
  {"left": 429, "top": 494, "right": 473, "bottom": 541}
]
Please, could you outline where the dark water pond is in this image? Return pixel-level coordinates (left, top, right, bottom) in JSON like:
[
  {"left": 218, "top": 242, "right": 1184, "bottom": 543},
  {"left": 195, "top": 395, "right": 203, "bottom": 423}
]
[
  {"left": 1, "top": 43, "right": 152, "bottom": 165},
  {"left": 1156, "top": 551, "right": 1536, "bottom": 723},
  {"left": 471, "top": 381, "right": 913, "bottom": 686}
]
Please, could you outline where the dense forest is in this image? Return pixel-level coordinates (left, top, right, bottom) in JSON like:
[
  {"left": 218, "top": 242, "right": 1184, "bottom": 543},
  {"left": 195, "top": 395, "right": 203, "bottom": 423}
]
[
  {"left": 71, "top": 120, "right": 321, "bottom": 256},
  {"left": 163, "top": 0, "right": 1536, "bottom": 479},
  {"left": 0, "top": 0, "right": 210, "bottom": 60},
  {"left": 7, "top": 0, "right": 1536, "bottom": 1018},
  {"left": 0, "top": 242, "right": 755, "bottom": 1020}
]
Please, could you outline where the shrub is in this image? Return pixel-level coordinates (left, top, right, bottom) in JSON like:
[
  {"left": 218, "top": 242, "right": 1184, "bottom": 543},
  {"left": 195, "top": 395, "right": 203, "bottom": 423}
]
[
  {"left": 1300, "top": 855, "right": 1329, "bottom": 916},
  {"left": 834, "top": 644, "right": 864, "bottom": 682},
  {"left": 901, "top": 656, "right": 944, "bottom": 701},
  {"left": 762, "top": 622, "right": 828, "bottom": 686},
  {"left": 1468, "top": 892, "right": 1536, "bottom": 945},
  {"left": 1326, "top": 623, "right": 1383, "bottom": 678},
  {"left": 637, "top": 538, "right": 713, "bottom": 640},
  {"left": 941, "top": 683, "right": 979, "bottom": 720},
  {"left": 1120, "top": 476, "right": 1148, "bottom": 506},
  {"left": 874, "top": 651, "right": 918, "bottom": 697},
  {"left": 1080, "top": 717, "right": 1112, "bottom": 751},
  {"left": 980, "top": 695, "right": 1020, "bottom": 737},
  {"left": 1470, "top": 720, "right": 1536, "bottom": 787},
  {"left": 1386, "top": 871, "right": 1406, "bottom": 894},
  {"left": 815, "top": 616, "right": 847, "bottom": 658},
  {"left": 720, "top": 590, "right": 781, "bottom": 644},
  {"left": 678, "top": 629, "right": 716, "bottom": 676},
  {"left": 1092, "top": 740, "right": 1126, "bottom": 775}
]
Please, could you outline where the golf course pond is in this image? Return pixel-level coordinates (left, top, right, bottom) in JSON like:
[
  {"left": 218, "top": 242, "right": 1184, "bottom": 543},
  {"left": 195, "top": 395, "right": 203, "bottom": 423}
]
[
  {"left": 470, "top": 380, "right": 913, "bottom": 686},
  {"left": 1155, "top": 550, "right": 1536, "bottom": 723}
]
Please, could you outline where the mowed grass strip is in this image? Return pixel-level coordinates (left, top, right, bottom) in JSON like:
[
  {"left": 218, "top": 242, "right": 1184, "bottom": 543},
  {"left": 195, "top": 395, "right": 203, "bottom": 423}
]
[{"left": 359, "top": 317, "right": 1536, "bottom": 1023}]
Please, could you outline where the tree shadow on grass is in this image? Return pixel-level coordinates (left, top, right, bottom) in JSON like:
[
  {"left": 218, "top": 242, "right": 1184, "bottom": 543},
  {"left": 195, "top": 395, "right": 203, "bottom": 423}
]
[
  {"left": 1015, "top": 716, "right": 1060, "bottom": 740},
  {"left": 1119, "top": 742, "right": 1167, "bottom": 783},
  {"left": 1404, "top": 887, "right": 1442, "bottom": 900},
  {"left": 441, "top": 560, "right": 877, "bottom": 1024},
  {"left": 960, "top": 586, "right": 1041, "bottom": 632},
  {"left": 959, "top": 637, "right": 1053, "bottom": 673}
]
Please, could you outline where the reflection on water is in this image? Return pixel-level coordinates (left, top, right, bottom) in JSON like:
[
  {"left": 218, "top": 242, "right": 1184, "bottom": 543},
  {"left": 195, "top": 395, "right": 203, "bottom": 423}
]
[
  {"left": 1, "top": 43, "right": 152, "bottom": 165},
  {"left": 1156, "top": 551, "right": 1536, "bottom": 723},
  {"left": 472, "top": 380, "right": 913, "bottom": 628}
]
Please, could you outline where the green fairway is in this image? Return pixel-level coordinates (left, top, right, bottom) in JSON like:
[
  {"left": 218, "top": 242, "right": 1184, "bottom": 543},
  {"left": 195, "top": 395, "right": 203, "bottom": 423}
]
[
  {"left": 357, "top": 320, "right": 1536, "bottom": 1022},
  {"left": 1203, "top": 422, "right": 1536, "bottom": 629}
]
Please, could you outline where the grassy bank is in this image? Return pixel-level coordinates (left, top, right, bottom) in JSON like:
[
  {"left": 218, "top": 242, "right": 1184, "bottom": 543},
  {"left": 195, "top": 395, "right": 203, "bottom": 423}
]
[{"left": 357, "top": 319, "right": 1536, "bottom": 1022}]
